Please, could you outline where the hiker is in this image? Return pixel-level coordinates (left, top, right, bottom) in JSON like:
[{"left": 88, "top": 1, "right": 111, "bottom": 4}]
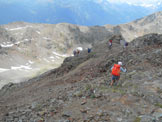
[
  {"left": 109, "top": 39, "right": 112, "bottom": 49},
  {"left": 124, "top": 41, "right": 128, "bottom": 48},
  {"left": 88, "top": 48, "right": 91, "bottom": 53},
  {"left": 73, "top": 50, "right": 77, "bottom": 56},
  {"left": 110, "top": 61, "right": 126, "bottom": 86},
  {"left": 76, "top": 49, "right": 80, "bottom": 55}
]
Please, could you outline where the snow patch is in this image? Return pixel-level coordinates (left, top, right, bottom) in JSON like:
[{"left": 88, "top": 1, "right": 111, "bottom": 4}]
[
  {"left": 15, "top": 39, "right": 30, "bottom": 45},
  {"left": 0, "top": 68, "right": 9, "bottom": 73},
  {"left": 29, "top": 60, "right": 34, "bottom": 64},
  {"left": 36, "top": 31, "right": 41, "bottom": 34},
  {"left": 26, "top": 63, "right": 29, "bottom": 65},
  {"left": 49, "top": 56, "right": 55, "bottom": 59},
  {"left": 134, "top": 35, "right": 138, "bottom": 37},
  {"left": 52, "top": 52, "right": 68, "bottom": 57},
  {"left": 9, "top": 27, "right": 26, "bottom": 31},
  {"left": 43, "top": 58, "right": 50, "bottom": 63},
  {"left": 55, "top": 56, "right": 60, "bottom": 59},
  {"left": 9, "top": 26, "right": 33, "bottom": 31},
  {"left": 24, "top": 39, "right": 29, "bottom": 41},
  {"left": 11, "top": 65, "right": 32, "bottom": 70},
  {"left": 0, "top": 44, "right": 14, "bottom": 47}
]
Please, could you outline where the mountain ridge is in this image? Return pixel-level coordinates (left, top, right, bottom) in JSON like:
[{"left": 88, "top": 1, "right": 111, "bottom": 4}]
[
  {"left": 1, "top": 11, "right": 162, "bottom": 88},
  {"left": 0, "top": 33, "right": 162, "bottom": 121}
]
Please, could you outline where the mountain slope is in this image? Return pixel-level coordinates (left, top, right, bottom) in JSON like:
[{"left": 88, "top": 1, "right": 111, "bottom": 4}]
[
  {"left": 105, "top": 11, "right": 162, "bottom": 42},
  {"left": 0, "top": 33, "right": 162, "bottom": 121},
  {"left": 0, "top": 22, "right": 113, "bottom": 88},
  {"left": 1, "top": 11, "right": 162, "bottom": 88}
]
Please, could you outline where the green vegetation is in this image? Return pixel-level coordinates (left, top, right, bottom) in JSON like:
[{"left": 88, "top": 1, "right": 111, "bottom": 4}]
[
  {"left": 85, "top": 84, "right": 92, "bottom": 91},
  {"left": 111, "top": 87, "right": 126, "bottom": 95},
  {"left": 134, "top": 117, "right": 141, "bottom": 122},
  {"left": 155, "top": 103, "right": 162, "bottom": 108},
  {"left": 157, "top": 87, "right": 162, "bottom": 94},
  {"left": 99, "top": 84, "right": 126, "bottom": 95}
]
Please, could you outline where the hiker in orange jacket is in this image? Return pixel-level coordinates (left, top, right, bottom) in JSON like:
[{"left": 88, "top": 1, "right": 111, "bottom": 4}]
[{"left": 110, "top": 61, "right": 126, "bottom": 86}]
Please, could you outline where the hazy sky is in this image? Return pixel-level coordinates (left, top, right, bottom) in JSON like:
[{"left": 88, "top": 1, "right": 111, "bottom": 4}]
[
  {"left": 108, "top": 0, "right": 162, "bottom": 5},
  {"left": 1, "top": 0, "right": 162, "bottom": 7},
  {"left": 1, "top": 0, "right": 162, "bottom": 5}
]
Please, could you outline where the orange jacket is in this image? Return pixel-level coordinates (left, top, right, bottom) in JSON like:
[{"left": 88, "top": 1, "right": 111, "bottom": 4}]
[{"left": 111, "top": 64, "right": 121, "bottom": 76}]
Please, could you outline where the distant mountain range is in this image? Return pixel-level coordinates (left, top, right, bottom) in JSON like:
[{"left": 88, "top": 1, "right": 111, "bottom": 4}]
[{"left": 0, "top": 0, "right": 161, "bottom": 25}]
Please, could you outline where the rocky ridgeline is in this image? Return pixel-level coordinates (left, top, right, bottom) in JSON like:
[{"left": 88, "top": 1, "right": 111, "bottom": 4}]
[{"left": 0, "top": 33, "right": 162, "bottom": 122}]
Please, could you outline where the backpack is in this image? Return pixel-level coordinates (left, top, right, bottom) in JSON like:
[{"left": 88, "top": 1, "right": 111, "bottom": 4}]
[
  {"left": 125, "top": 42, "right": 128, "bottom": 46},
  {"left": 112, "top": 64, "right": 120, "bottom": 76}
]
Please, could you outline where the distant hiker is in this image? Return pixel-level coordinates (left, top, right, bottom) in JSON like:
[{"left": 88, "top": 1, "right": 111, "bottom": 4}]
[
  {"left": 88, "top": 48, "right": 91, "bottom": 53},
  {"left": 109, "top": 39, "right": 112, "bottom": 49},
  {"left": 110, "top": 61, "right": 126, "bottom": 86},
  {"left": 124, "top": 41, "right": 128, "bottom": 48},
  {"left": 76, "top": 49, "right": 80, "bottom": 55},
  {"left": 73, "top": 50, "right": 77, "bottom": 56}
]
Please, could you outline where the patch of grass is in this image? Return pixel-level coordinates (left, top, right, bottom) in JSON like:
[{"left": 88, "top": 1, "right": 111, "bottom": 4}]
[
  {"left": 111, "top": 87, "right": 126, "bottom": 95},
  {"left": 122, "top": 81, "right": 134, "bottom": 88},
  {"left": 99, "top": 85, "right": 111, "bottom": 92},
  {"left": 157, "top": 87, "right": 162, "bottom": 94},
  {"left": 90, "top": 94, "right": 96, "bottom": 99},
  {"left": 34, "top": 104, "right": 43, "bottom": 111},
  {"left": 133, "top": 84, "right": 138, "bottom": 89},
  {"left": 155, "top": 103, "right": 162, "bottom": 108},
  {"left": 85, "top": 84, "right": 92, "bottom": 91},
  {"left": 134, "top": 117, "right": 141, "bottom": 122},
  {"left": 98, "top": 85, "right": 126, "bottom": 95}
]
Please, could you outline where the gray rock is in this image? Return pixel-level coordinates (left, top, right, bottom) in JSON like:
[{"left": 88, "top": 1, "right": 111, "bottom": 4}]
[
  {"left": 139, "top": 115, "right": 156, "bottom": 122},
  {"left": 31, "top": 102, "right": 37, "bottom": 109},
  {"left": 153, "top": 112, "right": 162, "bottom": 121},
  {"left": 62, "top": 111, "right": 72, "bottom": 118}
]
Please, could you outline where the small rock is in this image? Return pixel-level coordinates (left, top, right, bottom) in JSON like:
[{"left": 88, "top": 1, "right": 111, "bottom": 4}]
[
  {"left": 94, "top": 92, "right": 102, "bottom": 98},
  {"left": 80, "top": 109, "right": 87, "bottom": 113},
  {"left": 153, "top": 112, "right": 162, "bottom": 120},
  {"left": 81, "top": 100, "right": 87, "bottom": 105},
  {"left": 62, "top": 111, "right": 72, "bottom": 117},
  {"left": 50, "top": 98, "right": 56, "bottom": 103},
  {"left": 31, "top": 102, "right": 37, "bottom": 109}
]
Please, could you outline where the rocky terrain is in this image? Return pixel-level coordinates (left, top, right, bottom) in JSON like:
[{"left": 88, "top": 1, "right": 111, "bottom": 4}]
[
  {"left": 1, "top": 11, "right": 162, "bottom": 88},
  {"left": 0, "top": 22, "right": 113, "bottom": 88},
  {"left": 108, "top": 11, "right": 162, "bottom": 42},
  {"left": 0, "top": 33, "right": 162, "bottom": 122}
]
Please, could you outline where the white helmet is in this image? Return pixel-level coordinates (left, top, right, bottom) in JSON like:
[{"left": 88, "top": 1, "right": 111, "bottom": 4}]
[{"left": 118, "top": 61, "right": 122, "bottom": 65}]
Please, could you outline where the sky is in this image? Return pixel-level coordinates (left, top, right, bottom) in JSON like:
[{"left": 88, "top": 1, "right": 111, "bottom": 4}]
[
  {"left": 1, "top": 0, "right": 162, "bottom": 6},
  {"left": 108, "top": 0, "right": 162, "bottom": 6}
]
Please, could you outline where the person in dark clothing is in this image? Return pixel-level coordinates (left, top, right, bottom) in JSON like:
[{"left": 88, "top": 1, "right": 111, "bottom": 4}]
[
  {"left": 109, "top": 39, "right": 112, "bottom": 49},
  {"left": 88, "top": 48, "right": 91, "bottom": 53},
  {"left": 124, "top": 42, "right": 128, "bottom": 48},
  {"left": 73, "top": 50, "right": 77, "bottom": 56}
]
